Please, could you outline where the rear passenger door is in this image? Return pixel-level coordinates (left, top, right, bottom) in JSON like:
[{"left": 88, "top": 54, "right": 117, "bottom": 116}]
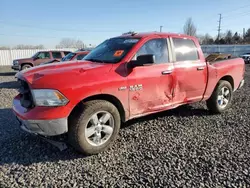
[{"left": 171, "top": 37, "right": 207, "bottom": 104}]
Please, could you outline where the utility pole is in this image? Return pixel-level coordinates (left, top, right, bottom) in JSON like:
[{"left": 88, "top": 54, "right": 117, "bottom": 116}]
[
  {"left": 160, "top": 26, "right": 163, "bottom": 32},
  {"left": 243, "top": 28, "right": 246, "bottom": 39},
  {"left": 217, "top": 14, "right": 222, "bottom": 40}
]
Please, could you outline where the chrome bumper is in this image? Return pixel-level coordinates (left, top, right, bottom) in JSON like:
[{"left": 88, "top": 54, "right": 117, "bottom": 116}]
[
  {"left": 16, "top": 116, "right": 68, "bottom": 136},
  {"left": 11, "top": 65, "right": 20, "bottom": 70}
]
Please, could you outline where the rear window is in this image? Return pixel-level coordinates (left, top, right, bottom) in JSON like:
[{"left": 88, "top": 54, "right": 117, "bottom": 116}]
[
  {"left": 52, "top": 52, "right": 62, "bottom": 59},
  {"left": 172, "top": 38, "right": 199, "bottom": 61}
]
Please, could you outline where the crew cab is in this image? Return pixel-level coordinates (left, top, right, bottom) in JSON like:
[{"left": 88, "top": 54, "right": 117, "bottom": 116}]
[
  {"left": 12, "top": 32, "right": 245, "bottom": 155},
  {"left": 11, "top": 50, "right": 71, "bottom": 71}
]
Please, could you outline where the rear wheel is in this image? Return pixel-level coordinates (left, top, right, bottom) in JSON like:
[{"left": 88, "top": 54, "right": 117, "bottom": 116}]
[
  {"left": 68, "top": 100, "right": 121, "bottom": 155},
  {"left": 206, "top": 80, "right": 233, "bottom": 113},
  {"left": 21, "top": 64, "right": 32, "bottom": 70}
]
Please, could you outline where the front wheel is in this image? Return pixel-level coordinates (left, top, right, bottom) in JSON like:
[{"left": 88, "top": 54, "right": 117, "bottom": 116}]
[
  {"left": 206, "top": 80, "right": 233, "bottom": 114},
  {"left": 21, "top": 64, "right": 32, "bottom": 70},
  {"left": 68, "top": 100, "right": 121, "bottom": 155}
]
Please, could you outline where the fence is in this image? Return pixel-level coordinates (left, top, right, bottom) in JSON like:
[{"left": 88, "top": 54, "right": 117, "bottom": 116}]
[
  {"left": 201, "top": 45, "right": 250, "bottom": 57},
  {"left": 0, "top": 48, "right": 77, "bottom": 66}
]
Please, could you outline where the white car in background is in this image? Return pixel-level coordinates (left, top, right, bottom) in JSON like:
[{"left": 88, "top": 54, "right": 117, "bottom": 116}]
[{"left": 240, "top": 53, "right": 250, "bottom": 64}]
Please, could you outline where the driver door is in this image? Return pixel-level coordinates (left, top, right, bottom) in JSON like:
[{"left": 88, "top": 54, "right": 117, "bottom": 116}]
[{"left": 127, "top": 38, "right": 175, "bottom": 117}]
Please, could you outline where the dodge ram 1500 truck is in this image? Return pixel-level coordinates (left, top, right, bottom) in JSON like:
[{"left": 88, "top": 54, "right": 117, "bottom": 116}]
[{"left": 13, "top": 32, "right": 245, "bottom": 155}]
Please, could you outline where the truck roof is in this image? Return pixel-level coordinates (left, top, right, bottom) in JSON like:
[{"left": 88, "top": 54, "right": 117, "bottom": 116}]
[
  {"left": 38, "top": 50, "right": 71, "bottom": 53},
  {"left": 117, "top": 32, "right": 195, "bottom": 40}
]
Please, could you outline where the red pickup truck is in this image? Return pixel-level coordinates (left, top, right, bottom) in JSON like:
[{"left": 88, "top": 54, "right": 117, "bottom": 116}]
[{"left": 13, "top": 32, "right": 245, "bottom": 155}]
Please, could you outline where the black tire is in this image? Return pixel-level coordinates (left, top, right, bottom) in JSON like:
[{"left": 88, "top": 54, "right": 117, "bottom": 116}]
[
  {"left": 21, "top": 64, "right": 32, "bottom": 70},
  {"left": 68, "top": 100, "right": 121, "bottom": 155},
  {"left": 206, "top": 80, "right": 233, "bottom": 114}
]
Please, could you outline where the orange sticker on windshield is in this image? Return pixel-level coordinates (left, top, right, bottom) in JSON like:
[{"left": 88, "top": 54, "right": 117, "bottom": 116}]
[{"left": 113, "top": 50, "right": 124, "bottom": 57}]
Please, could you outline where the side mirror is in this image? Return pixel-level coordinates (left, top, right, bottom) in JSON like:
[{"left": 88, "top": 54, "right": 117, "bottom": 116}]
[
  {"left": 129, "top": 54, "right": 155, "bottom": 68},
  {"left": 34, "top": 56, "right": 39, "bottom": 60}
]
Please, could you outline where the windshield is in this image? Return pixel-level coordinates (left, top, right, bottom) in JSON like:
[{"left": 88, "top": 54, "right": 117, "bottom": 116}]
[
  {"left": 32, "top": 52, "right": 39, "bottom": 58},
  {"left": 61, "top": 52, "right": 76, "bottom": 61},
  {"left": 84, "top": 38, "right": 140, "bottom": 63}
]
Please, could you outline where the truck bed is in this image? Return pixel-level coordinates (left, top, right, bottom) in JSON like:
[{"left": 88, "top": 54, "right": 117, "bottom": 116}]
[
  {"left": 203, "top": 57, "right": 245, "bottom": 100},
  {"left": 206, "top": 53, "right": 232, "bottom": 63}
]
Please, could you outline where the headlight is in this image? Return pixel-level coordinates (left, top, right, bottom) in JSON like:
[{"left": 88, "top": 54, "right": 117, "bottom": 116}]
[
  {"left": 31, "top": 89, "right": 69, "bottom": 106},
  {"left": 13, "top": 60, "right": 19, "bottom": 65}
]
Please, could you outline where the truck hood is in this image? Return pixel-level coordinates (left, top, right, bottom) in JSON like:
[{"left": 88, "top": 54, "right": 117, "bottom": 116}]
[
  {"left": 15, "top": 57, "right": 33, "bottom": 63},
  {"left": 16, "top": 60, "right": 113, "bottom": 87}
]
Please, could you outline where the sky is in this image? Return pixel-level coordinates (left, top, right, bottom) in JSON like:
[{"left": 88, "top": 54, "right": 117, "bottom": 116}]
[{"left": 0, "top": 0, "right": 250, "bottom": 48}]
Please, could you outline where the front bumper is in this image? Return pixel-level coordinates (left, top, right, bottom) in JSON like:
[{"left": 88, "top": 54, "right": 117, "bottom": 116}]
[
  {"left": 11, "top": 65, "right": 20, "bottom": 70},
  {"left": 16, "top": 116, "right": 68, "bottom": 136},
  {"left": 13, "top": 95, "right": 69, "bottom": 136}
]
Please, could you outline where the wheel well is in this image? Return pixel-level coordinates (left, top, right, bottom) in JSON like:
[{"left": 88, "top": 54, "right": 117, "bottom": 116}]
[
  {"left": 69, "top": 94, "right": 126, "bottom": 123},
  {"left": 21, "top": 63, "right": 33, "bottom": 68},
  {"left": 220, "top": 75, "right": 234, "bottom": 90}
]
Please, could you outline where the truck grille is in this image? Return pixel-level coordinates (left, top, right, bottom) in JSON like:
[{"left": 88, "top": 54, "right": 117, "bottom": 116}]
[{"left": 18, "top": 79, "right": 34, "bottom": 108}]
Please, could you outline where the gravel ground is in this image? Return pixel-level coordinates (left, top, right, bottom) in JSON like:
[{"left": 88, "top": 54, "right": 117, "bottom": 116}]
[{"left": 0, "top": 65, "right": 249, "bottom": 187}]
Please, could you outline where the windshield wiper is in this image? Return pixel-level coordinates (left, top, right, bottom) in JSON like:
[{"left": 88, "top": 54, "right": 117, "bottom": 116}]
[{"left": 85, "top": 58, "right": 103, "bottom": 63}]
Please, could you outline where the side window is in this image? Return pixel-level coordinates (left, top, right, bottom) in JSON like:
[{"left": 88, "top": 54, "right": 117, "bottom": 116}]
[
  {"left": 172, "top": 38, "right": 199, "bottom": 61},
  {"left": 64, "top": 51, "right": 71, "bottom": 56},
  {"left": 37, "top": 52, "right": 50, "bottom": 59},
  {"left": 52, "top": 52, "right": 62, "bottom": 59},
  {"left": 75, "top": 54, "right": 87, "bottom": 60},
  {"left": 135, "top": 39, "right": 169, "bottom": 64}
]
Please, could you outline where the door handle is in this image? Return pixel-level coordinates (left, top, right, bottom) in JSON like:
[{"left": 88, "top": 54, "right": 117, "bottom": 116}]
[
  {"left": 197, "top": 67, "right": 205, "bottom": 71},
  {"left": 162, "top": 70, "right": 173, "bottom": 75}
]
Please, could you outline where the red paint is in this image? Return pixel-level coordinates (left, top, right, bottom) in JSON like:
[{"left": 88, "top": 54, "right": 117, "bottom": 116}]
[{"left": 13, "top": 32, "right": 245, "bottom": 122}]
